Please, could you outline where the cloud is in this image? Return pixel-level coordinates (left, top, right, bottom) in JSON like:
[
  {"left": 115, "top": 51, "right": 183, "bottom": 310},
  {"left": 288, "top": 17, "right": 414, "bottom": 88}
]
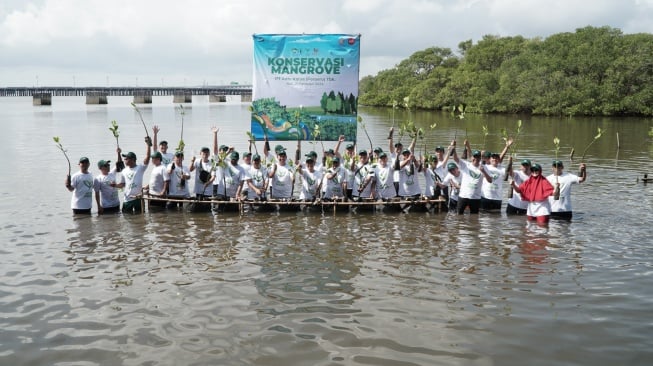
[{"left": 1, "top": 0, "right": 652, "bottom": 86}]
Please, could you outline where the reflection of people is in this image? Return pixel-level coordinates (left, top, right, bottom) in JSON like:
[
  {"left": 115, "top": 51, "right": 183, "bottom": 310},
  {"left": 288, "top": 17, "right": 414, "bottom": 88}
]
[
  {"left": 547, "top": 160, "right": 587, "bottom": 220},
  {"left": 66, "top": 156, "right": 94, "bottom": 214},
  {"left": 513, "top": 164, "right": 553, "bottom": 225},
  {"left": 93, "top": 149, "right": 125, "bottom": 214}
]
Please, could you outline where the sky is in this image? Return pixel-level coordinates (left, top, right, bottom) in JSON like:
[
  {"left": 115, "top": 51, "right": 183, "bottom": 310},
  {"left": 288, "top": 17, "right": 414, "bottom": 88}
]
[{"left": 1, "top": 0, "right": 652, "bottom": 87}]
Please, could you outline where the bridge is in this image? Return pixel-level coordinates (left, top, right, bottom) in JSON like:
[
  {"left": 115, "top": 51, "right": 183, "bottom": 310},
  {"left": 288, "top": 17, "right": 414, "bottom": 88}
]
[{"left": 0, "top": 85, "right": 253, "bottom": 105}]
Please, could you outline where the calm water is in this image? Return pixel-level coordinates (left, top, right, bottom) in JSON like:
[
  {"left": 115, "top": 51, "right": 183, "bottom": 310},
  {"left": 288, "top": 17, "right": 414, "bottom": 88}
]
[{"left": 1, "top": 96, "right": 653, "bottom": 365}]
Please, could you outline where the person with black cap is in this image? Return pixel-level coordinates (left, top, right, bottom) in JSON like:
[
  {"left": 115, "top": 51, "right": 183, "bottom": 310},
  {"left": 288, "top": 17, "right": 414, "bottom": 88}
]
[
  {"left": 65, "top": 156, "right": 94, "bottom": 214},
  {"left": 452, "top": 140, "right": 493, "bottom": 214},
  {"left": 547, "top": 160, "right": 586, "bottom": 220},
  {"left": 506, "top": 158, "right": 532, "bottom": 215},
  {"left": 120, "top": 136, "right": 151, "bottom": 214},
  {"left": 93, "top": 150, "right": 125, "bottom": 214},
  {"left": 152, "top": 125, "right": 174, "bottom": 166}
]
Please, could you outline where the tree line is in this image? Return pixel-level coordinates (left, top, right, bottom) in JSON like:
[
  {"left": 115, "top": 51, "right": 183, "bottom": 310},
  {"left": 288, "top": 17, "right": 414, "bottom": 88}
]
[{"left": 359, "top": 26, "right": 653, "bottom": 116}]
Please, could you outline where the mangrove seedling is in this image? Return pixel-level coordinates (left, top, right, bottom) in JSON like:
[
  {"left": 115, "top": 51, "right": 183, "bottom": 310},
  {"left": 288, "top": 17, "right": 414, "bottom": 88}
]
[
  {"left": 580, "top": 127, "right": 606, "bottom": 162},
  {"left": 131, "top": 102, "right": 152, "bottom": 146},
  {"left": 387, "top": 100, "right": 399, "bottom": 139},
  {"left": 553, "top": 136, "right": 561, "bottom": 200},
  {"left": 176, "top": 104, "right": 185, "bottom": 153},
  {"left": 357, "top": 116, "right": 373, "bottom": 153},
  {"left": 53, "top": 136, "right": 72, "bottom": 185}
]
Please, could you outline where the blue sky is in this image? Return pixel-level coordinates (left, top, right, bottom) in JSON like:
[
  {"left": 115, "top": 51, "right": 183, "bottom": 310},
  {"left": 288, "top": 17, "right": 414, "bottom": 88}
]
[{"left": 1, "top": 0, "right": 652, "bottom": 87}]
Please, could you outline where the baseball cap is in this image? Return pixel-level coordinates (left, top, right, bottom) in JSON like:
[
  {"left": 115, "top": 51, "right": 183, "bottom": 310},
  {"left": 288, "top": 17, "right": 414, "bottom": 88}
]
[
  {"left": 151, "top": 151, "right": 162, "bottom": 159},
  {"left": 346, "top": 143, "right": 354, "bottom": 149},
  {"left": 483, "top": 151, "right": 492, "bottom": 158},
  {"left": 230, "top": 151, "right": 239, "bottom": 160},
  {"left": 200, "top": 146, "right": 210, "bottom": 153},
  {"left": 97, "top": 159, "right": 110, "bottom": 168},
  {"left": 275, "top": 144, "right": 286, "bottom": 153},
  {"left": 252, "top": 154, "right": 261, "bottom": 161},
  {"left": 552, "top": 160, "right": 564, "bottom": 167},
  {"left": 435, "top": 146, "right": 445, "bottom": 152},
  {"left": 521, "top": 159, "right": 531, "bottom": 166},
  {"left": 447, "top": 162, "right": 458, "bottom": 171},
  {"left": 121, "top": 152, "right": 137, "bottom": 160},
  {"left": 472, "top": 150, "right": 481, "bottom": 157},
  {"left": 79, "top": 156, "right": 90, "bottom": 164}
]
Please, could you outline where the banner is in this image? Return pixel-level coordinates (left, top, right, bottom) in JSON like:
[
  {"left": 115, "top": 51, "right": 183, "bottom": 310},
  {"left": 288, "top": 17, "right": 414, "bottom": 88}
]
[{"left": 251, "top": 34, "right": 360, "bottom": 142}]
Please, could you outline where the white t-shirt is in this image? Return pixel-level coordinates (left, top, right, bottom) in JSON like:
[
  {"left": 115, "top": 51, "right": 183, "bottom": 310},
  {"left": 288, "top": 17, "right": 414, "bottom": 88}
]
[
  {"left": 547, "top": 172, "right": 581, "bottom": 212},
  {"left": 70, "top": 171, "right": 94, "bottom": 209},
  {"left": 397, "top": 161, "right": 422, "bottom": 196},
  {"left": 299, "top": 169, "right": 322, "bottom": 200},
  {"left": 374, "top": 164, "right": 396, "bottom": 199},
  {"left": 323, "top": 167, "right": 346, "bottom": 199},
  {"left": 482, "top": 164, "right": 506, "bottom": 200},
  {"left": 193, "top": 159, "right": 214, "bottom": 196},
  {"left": 149, "top": 164, "right": 166, "bottom": 195},
  {"left": 217, "top": 163, "right": 246, "bottom": 198},
  {"left": 270, "top": 163, "right": 294, "bottom": 199},
  {"left": 93, "top": 170, "right": 123, "bottom": 208},
  {"left": 458, "top": 160, "right": 484, "bottom": 200},
  {"left": 160, "top": 152, "right": 174, "bottom": 167},
  {"left": 165, "top": 163, "right": 190, "bottom": 198},
  {"left": 353, "top": 163, "right": 375, "bottom": 198},
  {"left": 246, "top": 165, "right": 268, "bottom": 199},
  {"left": 122, "top": 164, "right": 148, "bottom": 202},
  {"left": 442, "top": 172, "right": 461, "bottom": 202},
  {"left": 508, "top": 170, "right": 530, "bottom": 209}
]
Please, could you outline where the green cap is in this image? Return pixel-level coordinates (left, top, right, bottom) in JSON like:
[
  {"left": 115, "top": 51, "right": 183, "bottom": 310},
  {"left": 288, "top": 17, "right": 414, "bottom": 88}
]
[
  {"left": 252, "top": 154, "right": 261, "bottom": 161},
  {"left": 373, "top": 147, "right": 383, "bottom": 153},
  {"left": 275, "top": 144, "right": 286, "bottom": 153},
  {"left": 305, "top": 151, "right": 318, "bottom": 158},
  {"left": 531, "top": 163, "right": 542, "bottom": 171},
  {"left": 121, "top": 152, "right": 136, "bottom": 160},
  {"left": 447, "top": 162, "right": 457, "bottom": 171},
  {"left": 435, "top": 146, "right": 445, "bottom": 152},
  {"left": 483, "top": 151, "right": 492, "bottom": 158},
  {"left": 379, "top": 152, "right": 388, "bottom": 158},
  {"left": 472, "top": 150, "right": 481, "bottom": 157},
  {"left": 230, "top": 151, "right": 239, "bottom": 160},
  {"left": 79, "top": 156, "right": 90, "bottom": 164},
  {"left": 552, "top": 160, "right": 564, "bottom": 167},
  {"left": 97, "top": 159, "right": 110, "bottom": 168},
  {"left": 346, "top": 143, "right": 354, "bottom": 149},
  {"left": 151, "top": 151, "right": 162, "bottom": 159},
  {"left": 219, "top": 144, "right": 228, "bottom": 151},
  {"left": 521, "top": 159, "right": 531, "bottom": 166}
]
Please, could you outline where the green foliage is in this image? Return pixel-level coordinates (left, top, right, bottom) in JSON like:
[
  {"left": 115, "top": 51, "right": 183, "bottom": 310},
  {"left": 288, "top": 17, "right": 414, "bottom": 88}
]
[{"left": 359, "top": 26, "right": 653, "bottom": 116}]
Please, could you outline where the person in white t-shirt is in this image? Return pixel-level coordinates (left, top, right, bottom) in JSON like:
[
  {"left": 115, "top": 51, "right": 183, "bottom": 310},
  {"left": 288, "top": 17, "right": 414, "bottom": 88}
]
[
  {"left": 152, "top": 125, "right": 174, "bottom": 166},
  {"left": 452, "top": 143, "right": 493, "bottom": 214},
  {"left": 121, "top": 137, "right": 151, "bottom": 214},
  {"left": 147, "top": 151, "right": 167, "bottom": 209},
  {"left": 440, "top": 162, "right": 462, "bottom": 211},
  {"left": 506, "top": 159, "right": 532, "bottom": 215},
  {"left": 480, "top": 152, "right": 506, "bottom": 212},
  {"left": 65, "top": 156, "right": 94, "bottom": 214},
  {"left": 268, "top": 148, "right": 295, "bottom": 199},
  {"left": 246, "top": 154, "right": 268, "bottom": 200},
  {"left": 190, "top": 147, "right": 214, "bottom": 200},
  {"left": 372, "top": 152, "right": 396, "bottom": 200},
  {"left": 164, "top": 151, "right": 191, "bottom": 209},
  {"left": 297, "top": 155, "right": 322, "bottom": 201},
  {"left": 93, "top": 152, "right": 125, "bottom": 214},
  {"left": 547, "top": 160, "right": 586, "bottom": 220}
]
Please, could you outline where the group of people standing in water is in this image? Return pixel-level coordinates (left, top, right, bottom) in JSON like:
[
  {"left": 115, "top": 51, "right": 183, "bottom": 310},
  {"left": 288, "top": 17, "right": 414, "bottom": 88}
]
[{"left": 65, "top": 126, "right": 586, "bottom": 224}]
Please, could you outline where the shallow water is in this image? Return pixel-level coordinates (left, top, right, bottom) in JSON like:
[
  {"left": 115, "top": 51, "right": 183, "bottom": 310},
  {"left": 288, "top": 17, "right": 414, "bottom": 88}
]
[{"left": 1, "top": 96, "right": 652, "bottom": 365}]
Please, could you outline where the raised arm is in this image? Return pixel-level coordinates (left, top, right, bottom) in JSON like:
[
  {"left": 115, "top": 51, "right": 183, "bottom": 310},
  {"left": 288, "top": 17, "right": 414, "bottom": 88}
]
[
  {"left": 152, "top": 125, "right": 160, "bottom": 152},
  {"left": 211, "top": 126, "right": 219, "bottom": 155}
]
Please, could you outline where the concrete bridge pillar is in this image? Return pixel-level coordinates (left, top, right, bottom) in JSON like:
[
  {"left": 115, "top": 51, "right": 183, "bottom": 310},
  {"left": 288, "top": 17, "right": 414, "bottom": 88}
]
[
  {"left": 133, "top": 90, "right": 152, "bottom": 104},
  {"left": 209, "top": 94, "right": 227, "bottom": 103},
  {"left": 86, "top": 91, "right": 108, "bottom": 104},
  {"left": 241, "top": 94, "right": 252, "bottom": 102},
  {"left": 33, "top": 92, "right": 52, "bottom": 105},
  {"left": 173, "top": 90, "right": 192, "bottom": 103}
]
